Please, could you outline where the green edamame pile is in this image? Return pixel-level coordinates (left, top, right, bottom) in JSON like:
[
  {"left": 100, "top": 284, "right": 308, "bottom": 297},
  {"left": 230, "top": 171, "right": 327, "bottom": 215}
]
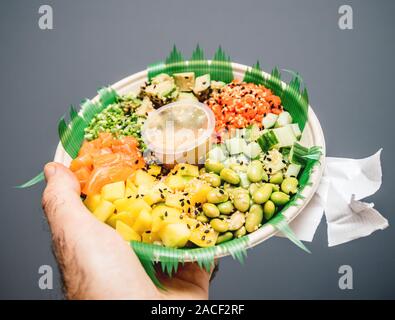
[{"left": 201, "top": 158, "right": 299, "bottom": 245}]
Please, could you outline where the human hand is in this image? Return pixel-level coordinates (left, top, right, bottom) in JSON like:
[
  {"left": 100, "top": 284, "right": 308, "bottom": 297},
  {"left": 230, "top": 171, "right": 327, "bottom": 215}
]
[{"left": 42, "top": 162, "right": 211, "bottom": 300}]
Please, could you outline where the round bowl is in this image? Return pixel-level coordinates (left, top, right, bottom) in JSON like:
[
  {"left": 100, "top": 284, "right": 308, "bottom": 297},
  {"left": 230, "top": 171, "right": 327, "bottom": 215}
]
[{"left": 54, "top": 62, "right": 326, "bottom": 260}]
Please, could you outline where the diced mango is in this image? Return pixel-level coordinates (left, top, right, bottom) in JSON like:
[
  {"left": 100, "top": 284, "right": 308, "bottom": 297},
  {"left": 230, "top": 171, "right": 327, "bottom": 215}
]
[
  {"left": 116, "top": 221, "right": 141, "bottom": 242},
  {"left": 186, "top": 181, "right": 213, "bottom": 205},
  {"left": 165, "top": 193, "right": 193, "bottom": 214},
  {"left": 165, "top": 175, "right": 186, "bottom": 191},
  {"left": 159, "top": 223, "right": 191, "bottom": 248},
  {"left": 142, "top": 231, "right": 161, "bottom": 243},
  {"left": 172, "top": 164, "right": 199, "bottom": 177},
  {"left": 84, "top": 194, "right": 102, "bottom": 212},
  {"left": 114, "top": 198, "right": 152, "bottom": 216},
  {"left": 131, "top": 169, "right": 156, "bottom": 187},
  {"left": 107, "top": 211, "right": 136, "bottom": 228},
  {"left": 93, "top": 200, "right": 115, "bottom": 222},
  {"left": 125, "top": 185, "right": 138, "bottom": 198},
  {"left": 133, "top": 209, "right": 153, "bottom": 234},
  {"left": 151, "top": 205, "right": 183, "bottom": 232},
  {"left": 101, "top": 181, "right": 125, "bottom": 202},
  {"left": 189, "top": 224, "right": 218, "bottom": 248},
  {"left": 147, "top": 164, "right": 161, "bottom": 176}
]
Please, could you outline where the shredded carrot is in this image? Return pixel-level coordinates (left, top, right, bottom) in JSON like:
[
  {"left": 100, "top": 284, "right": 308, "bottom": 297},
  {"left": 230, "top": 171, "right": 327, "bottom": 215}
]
[{"left": 206, "top": 80, "right": 283, "bottom": 133}]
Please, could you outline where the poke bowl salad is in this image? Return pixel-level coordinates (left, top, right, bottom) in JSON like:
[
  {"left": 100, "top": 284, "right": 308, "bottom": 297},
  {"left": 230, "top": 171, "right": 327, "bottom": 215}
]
[{"left": 52, "top": 49, "right": 325, "bottom": 270}]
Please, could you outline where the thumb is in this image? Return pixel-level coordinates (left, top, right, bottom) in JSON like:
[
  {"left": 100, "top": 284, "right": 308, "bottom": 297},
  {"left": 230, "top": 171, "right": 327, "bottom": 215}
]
[{"left": 42, "top": 162, "right": 90, "bottom": 225}]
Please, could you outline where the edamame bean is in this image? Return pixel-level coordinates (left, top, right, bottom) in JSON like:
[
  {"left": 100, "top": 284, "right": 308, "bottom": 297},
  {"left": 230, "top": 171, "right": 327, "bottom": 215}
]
[
  {"left": 270, "top": 191, "right": 290, "bottom": 206},
  {"left": 269, "top": 172, "right": 283, "bottom": 184},
  {"left": 217, "top": 201, "right": 234, "bottom": 214},
  {"left": 230, "top": 164, "right": 247, "bottom": 173},
  {"left": 263, "top": 200, "right": 276, "bottom": 220},
  {"left": 202, "top": 203, "right": 220, "bottom": 218},
  {"left": 216, "top": 232, "right": 233, "bottom": 244},
  {"left": 249, "top": 183, "right": 261, "bottom": 196},
  {"left": 267, "top": 183, "right": 280, "bottom": 192},
  {"left": 196, "top": 214, "right": 209, "bottom": 223},
  {"left": 252, "top": 184, "right": 272, "bottom": 204},
  {"left": 233, "top": 192, "right": 250, "bottom": 212},
  {"left": 281, "top": 177, "right": 299, "bottom": 194},
  {"left": 234, "top": 226, "right": 247, "bottom": 238},
  {"left": 206, "top": 188, "right": 229, "bottom": 204},
  {"left": 228, "top": 212, "right": 246, "bottom": 231},
  {"left": 218, "top": 214, "right": 229, "bottom": 220},
  {"left": 247, "top": 160, "right": 265, "bottom": 182},
  {"left": 201, "top": 173, "right": 222, "bottom": 187},
  {"left": 245, "top": 204, "right": 263, "bottom": 233},
  {"left": 205, "top": 160, "right": 224, "bottom": 174},
  {"left": 210, "top": 218, "right": 229, "bottom": 233},
  {"left": 220, "top": 168, "right": 240, "bottom": 185}
]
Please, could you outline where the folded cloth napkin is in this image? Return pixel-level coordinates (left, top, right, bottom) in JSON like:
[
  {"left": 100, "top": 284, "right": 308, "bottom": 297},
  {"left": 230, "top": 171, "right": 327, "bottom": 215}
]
[{"left": 278, "top": 149, "right": 388, "bottom": 246}]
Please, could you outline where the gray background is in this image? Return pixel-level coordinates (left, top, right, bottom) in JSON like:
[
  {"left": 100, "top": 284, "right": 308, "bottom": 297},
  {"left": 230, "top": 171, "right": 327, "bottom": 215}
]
[{"left": 0, "top": 0, "right": 394, "bottom": 299}]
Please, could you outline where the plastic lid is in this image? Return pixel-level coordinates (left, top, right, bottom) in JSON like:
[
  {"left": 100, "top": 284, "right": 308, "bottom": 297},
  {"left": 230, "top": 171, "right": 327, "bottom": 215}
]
[{"left": 142, "top": 101, "right": 215, "bottom": 155}]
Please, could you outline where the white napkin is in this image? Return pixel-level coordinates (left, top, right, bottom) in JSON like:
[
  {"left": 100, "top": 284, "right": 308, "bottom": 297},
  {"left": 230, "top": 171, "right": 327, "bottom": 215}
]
[{"left": 278, "top": 149, "right": 388, "bottom": 246}]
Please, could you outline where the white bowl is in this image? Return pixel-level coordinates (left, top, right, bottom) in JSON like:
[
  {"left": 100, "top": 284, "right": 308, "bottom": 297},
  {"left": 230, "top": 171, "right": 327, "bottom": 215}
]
[{"left": 54, "top": 62, "right": 326, "bottom": 259}]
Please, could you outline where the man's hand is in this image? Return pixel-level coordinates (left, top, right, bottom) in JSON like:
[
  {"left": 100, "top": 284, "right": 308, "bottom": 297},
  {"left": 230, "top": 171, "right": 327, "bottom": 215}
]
[{"left": 42, "top": 162, "right": 210, "bottom": 300}]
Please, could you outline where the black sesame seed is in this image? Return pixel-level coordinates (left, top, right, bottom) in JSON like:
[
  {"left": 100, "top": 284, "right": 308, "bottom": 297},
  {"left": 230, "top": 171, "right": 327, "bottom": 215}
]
[
  {"left": 204, "top": 229, "right": 210, "bottom": 234},
  {"left": 202, "top": 236, "right": 206, "bottom": 240},
  {"left": 219, "top": 189, "right": 225, "bottom": 194}
]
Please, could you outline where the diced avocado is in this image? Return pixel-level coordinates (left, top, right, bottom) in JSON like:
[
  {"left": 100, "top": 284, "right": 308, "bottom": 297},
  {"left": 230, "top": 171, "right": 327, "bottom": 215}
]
[
  {"left": 141, "top": 74, "right": 179, "bottom": 108},
  {"left": 135, "top": 96, "right": 154, "bottom": 116},
  {"left": 177, "top": 92, "right": 198, "bottom": 102},
  {"left": 173, "top": 72, "right": 195, "bottom": 91},
  {"left": 151, "top": 73, "right": 174, "bottom": 84},
  {"left": 211, "top": 80, "right": 226, "bottom": 90},
  {"left": 193, "top": 74, "right": 211, "bottom": 101}
]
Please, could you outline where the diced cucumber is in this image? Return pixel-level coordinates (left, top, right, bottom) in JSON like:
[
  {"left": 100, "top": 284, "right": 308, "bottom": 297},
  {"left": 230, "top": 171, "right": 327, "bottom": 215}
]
[
  {"left": 207, "top": 145, "right": 227, "bottom": 162},
  {"left": 291, "top": 123, "right": 302, "bottom": 139},
  {"left": 272, "top": 126, "right": 297, "bottom": 148},
  {"left": 225, "top": 137, "right": 247, "bottom": 155},
  {"left": 257, "top": 130, "right": 279, "bottom": 152},
  {"left": 262, "top": 113, "right": 278, "bottom": 129},
  {"left": 236, "top": 154, "right": 250, "bottom": 165},
  {"left": 239, "top": 172, "right": 251, "bottom": 188},
  {"left": 243, "top": 142, "right": 262, "bottom": 159},
  {"left": 276, "top": 111, "right": 292, "bottom": 127},
  {"left": 289, "top": 142, "right": 309, "bottom": 166},
  {"left": 222, "top": 156, "right": 239, "bottom": 168},
  {"left": 245, "top": 124, "right": 261, "bottom": 142},
  {"left": 285, "top": 163, "right": 301, "bottom": 178},
  {"left": 234, "top": 128, "right": 247, "bottom": 139}
]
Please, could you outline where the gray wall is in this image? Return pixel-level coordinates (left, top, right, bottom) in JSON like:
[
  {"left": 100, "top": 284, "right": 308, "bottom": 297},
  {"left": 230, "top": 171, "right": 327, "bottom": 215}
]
[{"left": 0, "top": 0, "right": 394, "bottom": 299}]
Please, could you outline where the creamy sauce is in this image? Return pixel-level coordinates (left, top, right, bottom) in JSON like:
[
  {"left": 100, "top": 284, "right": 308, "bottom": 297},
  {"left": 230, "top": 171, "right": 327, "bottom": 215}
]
[{"left": 144, "top": 103, "right": 209, "bottom": 153}]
